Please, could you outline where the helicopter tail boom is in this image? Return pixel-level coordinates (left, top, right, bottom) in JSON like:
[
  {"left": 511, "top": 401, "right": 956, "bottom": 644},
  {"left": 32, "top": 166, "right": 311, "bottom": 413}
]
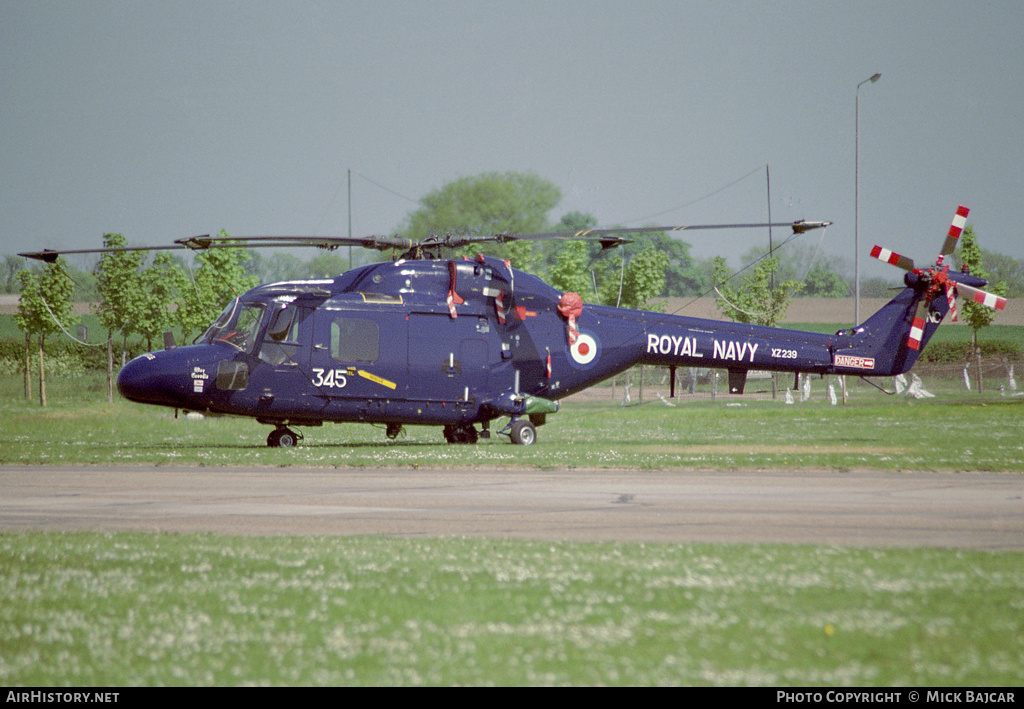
[{"left": 575, "top": 222, "right": 1001, "bottom": 391}]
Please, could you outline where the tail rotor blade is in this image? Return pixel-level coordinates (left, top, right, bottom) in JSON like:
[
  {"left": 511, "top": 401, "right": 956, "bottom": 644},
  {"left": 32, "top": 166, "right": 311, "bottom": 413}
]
[
  {"left": 870, "top": 245, "right": 916, "bottom": 272},
  {"left": 956, "top": 282, "right": 1008, "bottom": 311},
  {"left": 906, "top": 299, "right": 929, "bottom": 351},
  {"left": 937, "top": 205, "right": 969, "bottom": 266}
]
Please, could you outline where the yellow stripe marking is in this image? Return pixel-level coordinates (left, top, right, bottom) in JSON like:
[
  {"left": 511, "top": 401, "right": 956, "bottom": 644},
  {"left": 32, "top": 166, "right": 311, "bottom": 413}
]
[{"left": 358, "top": 369, "right": 397, "bottom": 390}]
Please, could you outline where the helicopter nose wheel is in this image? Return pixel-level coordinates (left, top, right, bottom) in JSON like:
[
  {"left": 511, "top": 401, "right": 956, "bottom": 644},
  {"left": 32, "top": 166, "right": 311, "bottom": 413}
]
[
  {"left": 267, "top": 426, "right": 301, "bottom": 448},
  {"left": 509, "top": 419, "right": 536, "bottom": 446},
  {"left": 495, "top": 417, "right": 536, "bottom": 445}
]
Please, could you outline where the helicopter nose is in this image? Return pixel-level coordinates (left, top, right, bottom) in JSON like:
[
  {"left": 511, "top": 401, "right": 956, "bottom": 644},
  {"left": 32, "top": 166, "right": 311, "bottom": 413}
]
[{"left": 117, "top": 352, "right": 184, "bottom": 407}]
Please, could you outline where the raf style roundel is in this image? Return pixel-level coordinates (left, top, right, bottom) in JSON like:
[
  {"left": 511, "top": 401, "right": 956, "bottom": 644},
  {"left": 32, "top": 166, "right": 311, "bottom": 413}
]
[{"left": 570, "top": 333, "right": 598, "bottom": 365}]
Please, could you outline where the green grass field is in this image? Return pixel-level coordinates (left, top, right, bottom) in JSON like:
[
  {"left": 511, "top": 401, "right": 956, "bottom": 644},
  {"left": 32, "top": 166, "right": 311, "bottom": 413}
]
[
  {"left": 2, "top": 533, "right": 1022, "bottom": 686},
  {"left": 2, "top": 356, "right": 1023, "bottom": 686},
  {"left": 3, "top": 370, "right": 1023, "bottom": 471}
]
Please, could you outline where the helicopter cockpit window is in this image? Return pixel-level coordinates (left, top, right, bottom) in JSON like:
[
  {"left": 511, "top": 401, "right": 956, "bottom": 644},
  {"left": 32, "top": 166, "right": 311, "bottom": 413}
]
[
  {"left": 204, "top": 300, "right": 265, "bottom": 353},
  {"left": 330, "top": 317, "right": 378, "bottom": 362},
  {"left": 199, "top": 299, "right": 237, "bottom": 344},
  {"left": 267, "top": 306, "right": 296, "bottom": 342},
  {"left": 259, "top": 306, "right": 301, "bottom": 365}
]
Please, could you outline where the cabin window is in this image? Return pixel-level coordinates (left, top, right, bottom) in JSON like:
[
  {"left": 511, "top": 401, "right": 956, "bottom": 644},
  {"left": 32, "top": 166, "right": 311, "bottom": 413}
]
[{"left": 330, "top": 317, "right": 379, "bottom": 362}]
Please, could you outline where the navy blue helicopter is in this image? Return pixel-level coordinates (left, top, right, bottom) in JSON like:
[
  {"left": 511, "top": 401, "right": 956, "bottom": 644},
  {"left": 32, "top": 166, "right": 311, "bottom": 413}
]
[{"left": 21, "top": 206, "right": 1004, "bottom": 446}]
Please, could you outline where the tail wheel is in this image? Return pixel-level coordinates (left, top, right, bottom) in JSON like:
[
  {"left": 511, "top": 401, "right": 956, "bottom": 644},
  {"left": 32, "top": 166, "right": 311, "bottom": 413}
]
[{"left": 510, "top": 420, "right": 536, "bottom": 446}]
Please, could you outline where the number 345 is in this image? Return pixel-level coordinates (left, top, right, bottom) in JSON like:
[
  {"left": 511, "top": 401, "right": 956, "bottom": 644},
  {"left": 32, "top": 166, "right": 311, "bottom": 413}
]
[{"left": 312, "top": 368, "right": 348, "bottom": 388}]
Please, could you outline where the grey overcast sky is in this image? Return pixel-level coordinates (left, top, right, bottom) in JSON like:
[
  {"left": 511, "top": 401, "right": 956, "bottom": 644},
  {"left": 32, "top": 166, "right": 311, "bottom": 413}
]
[{"left": 3, "top": 0, "right": 1022, "bottom": 279}]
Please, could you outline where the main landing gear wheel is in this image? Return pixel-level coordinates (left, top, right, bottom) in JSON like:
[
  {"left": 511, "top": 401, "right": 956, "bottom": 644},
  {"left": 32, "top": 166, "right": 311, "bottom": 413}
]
[
  {"left": 510, "top": 420, "right": 536, "bottom": 446},
  {"left": 443, "top": 424, "right": 478, "bottom": 444},
  {"left": 267, "top": 427, "right": 301, "bottom": 448}
]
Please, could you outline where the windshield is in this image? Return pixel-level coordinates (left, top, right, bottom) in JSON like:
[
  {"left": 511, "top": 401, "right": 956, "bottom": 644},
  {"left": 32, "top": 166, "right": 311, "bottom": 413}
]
[
  {"left": 200, "top": 299, "right": 266, "bottom": 353},
  {"left": 199, "top": 299, "right": 237, "bottom": 344}
]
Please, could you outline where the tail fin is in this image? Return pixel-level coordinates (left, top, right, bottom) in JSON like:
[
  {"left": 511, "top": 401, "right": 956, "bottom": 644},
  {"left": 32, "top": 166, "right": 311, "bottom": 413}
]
[
  {"left": 848, "top": 280, "right": 949, "bottom": 375},
  {"left": 840, "top": 205, "right": 1006, "bottom": 376}
]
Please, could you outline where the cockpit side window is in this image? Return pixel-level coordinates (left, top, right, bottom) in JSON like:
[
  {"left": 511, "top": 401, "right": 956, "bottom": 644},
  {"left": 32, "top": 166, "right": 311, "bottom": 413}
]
[
  {"left": 259, "top": 306, "right": 303, "bottom": 365},
  {"left": 267, "top": 306, "right": 297, "bottom": 342}
]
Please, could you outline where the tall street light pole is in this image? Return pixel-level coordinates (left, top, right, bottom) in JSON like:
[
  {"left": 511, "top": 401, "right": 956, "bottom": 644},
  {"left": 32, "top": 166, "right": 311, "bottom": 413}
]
[
  {"left": 348, "top": 169, "right": 353, "bottom": 270},
  {"left": 855, "top": 72, "right": 881, "bottom": 325}
]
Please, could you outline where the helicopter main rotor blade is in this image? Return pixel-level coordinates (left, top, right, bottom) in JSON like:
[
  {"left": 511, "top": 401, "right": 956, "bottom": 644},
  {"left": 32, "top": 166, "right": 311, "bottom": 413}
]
[
  {"left": 19, "top": 219, "right": 831, "bottom": 263},
  {"left": 19, "top": 234, "right": 416, "bottom": 262},
  {"left": 19, "top": 243, "right": 196, "bottom": 263},
  {"left": 507, "top": 220, "right": 832, "bottom": 241},
  {"left": 465, "top": 220, "right": 831, "bottom": 252},
  {"left": 173, "top": 234, "right": 415, "bottom": 252}
]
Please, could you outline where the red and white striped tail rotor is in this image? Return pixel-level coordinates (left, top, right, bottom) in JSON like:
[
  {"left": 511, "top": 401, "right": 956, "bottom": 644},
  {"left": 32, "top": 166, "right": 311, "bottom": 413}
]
[
  {"left": 869, "top": 205, "right": 1007, "bottom": 349},
  {"left": 870, "top": 245, "right": 916, "bottom": 272},
  {"left": 937, "top": 205, "right": 969, "bottom": 266},
  {"left": 906, "top": 300, "right": 928, "bottom": 351},
  {"left": 957, "top": 282, "right": 1008, "bottom": 311}
]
